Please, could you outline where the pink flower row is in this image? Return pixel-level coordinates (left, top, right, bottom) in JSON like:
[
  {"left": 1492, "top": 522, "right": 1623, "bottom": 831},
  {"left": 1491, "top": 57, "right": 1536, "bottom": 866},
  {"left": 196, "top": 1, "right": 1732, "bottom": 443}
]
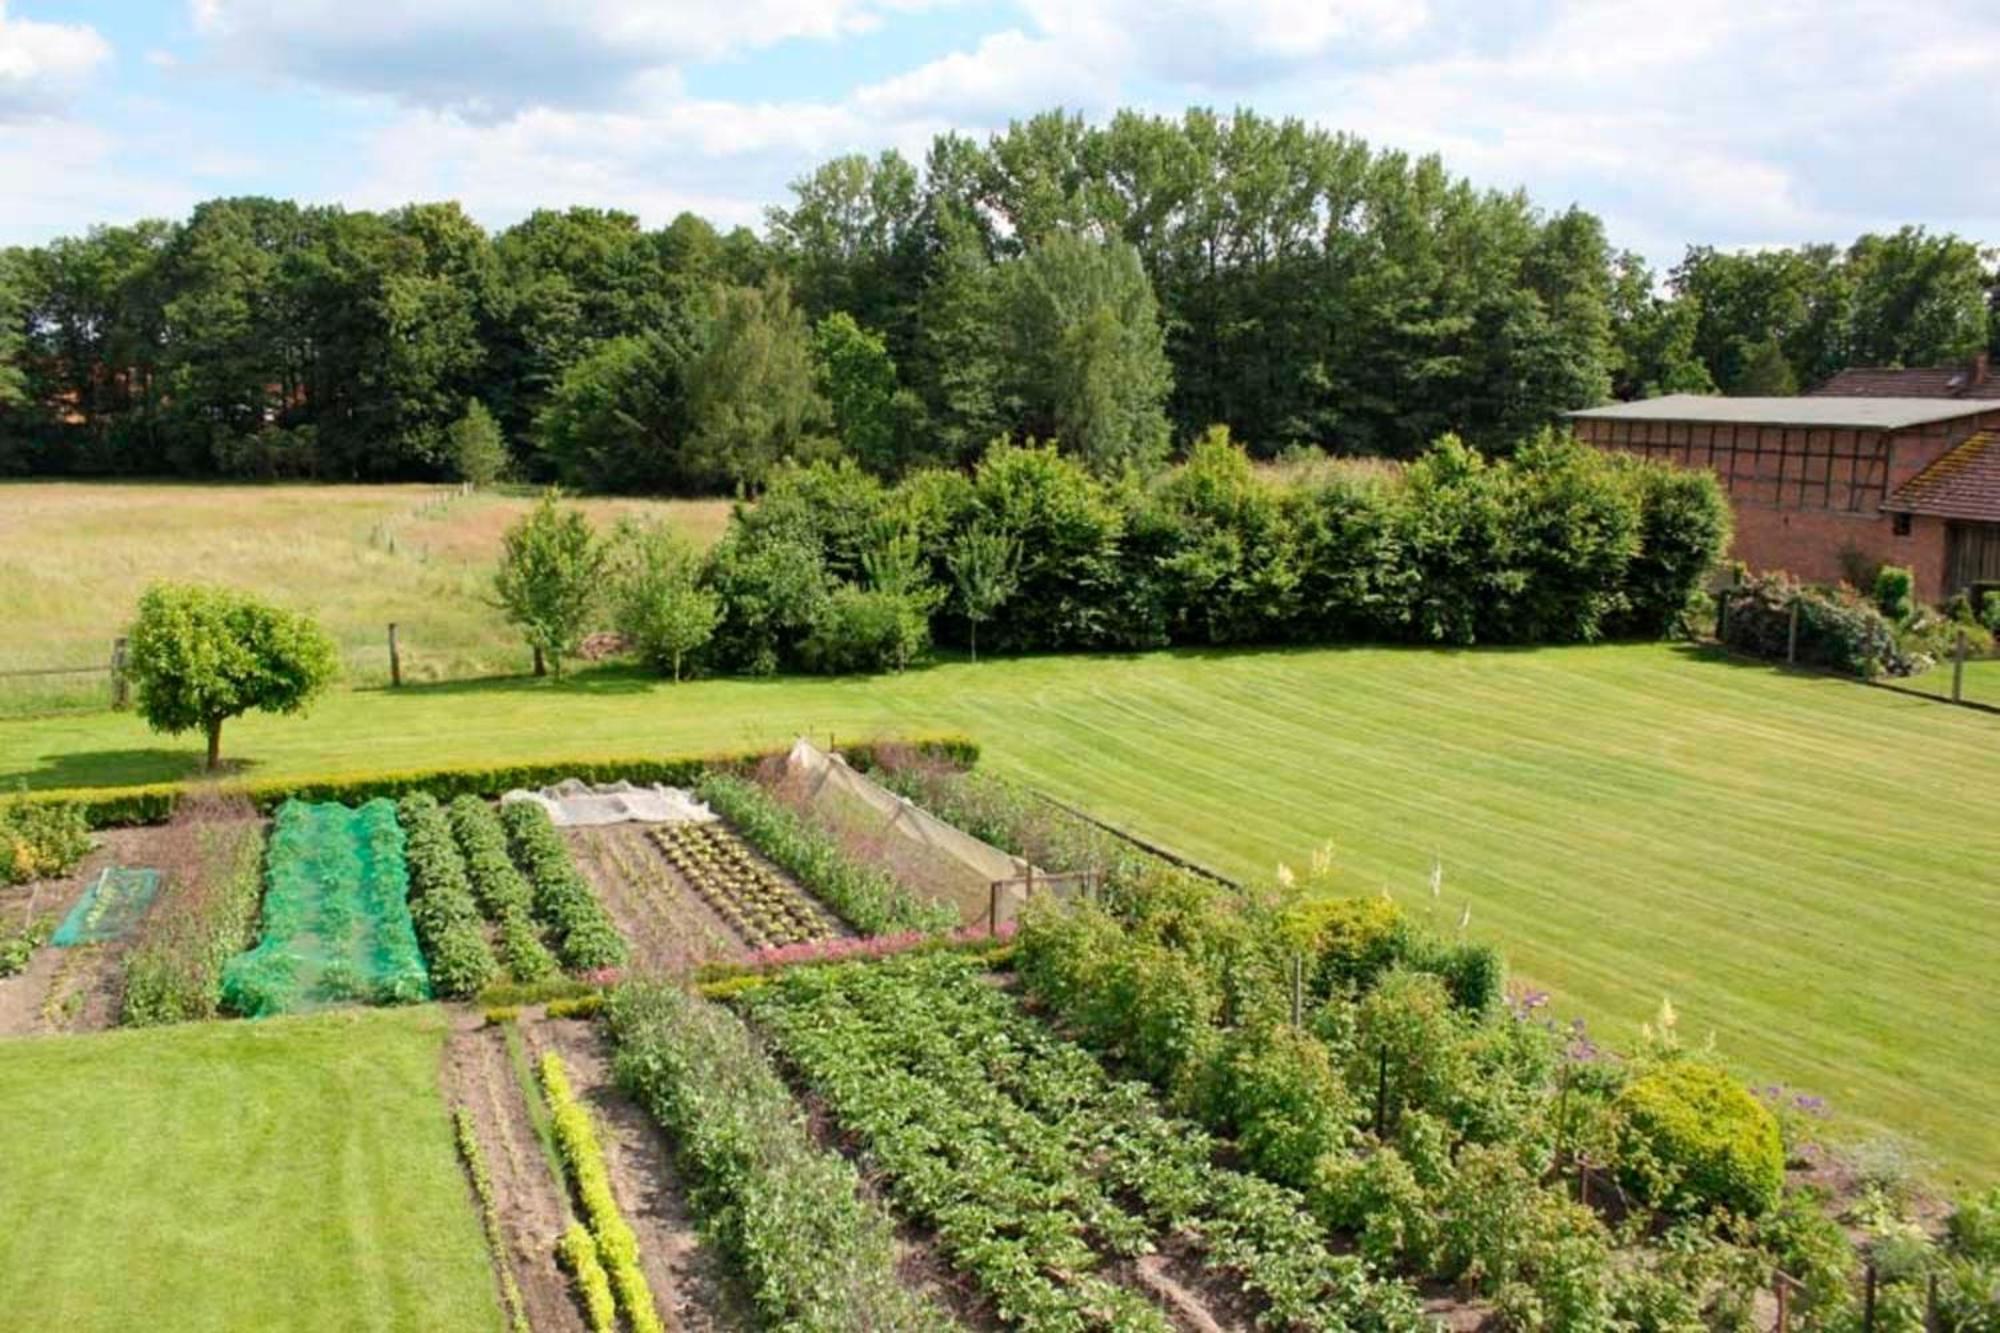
[{"left": 740, "top": 920, "right": 1018, "bottom": 972}]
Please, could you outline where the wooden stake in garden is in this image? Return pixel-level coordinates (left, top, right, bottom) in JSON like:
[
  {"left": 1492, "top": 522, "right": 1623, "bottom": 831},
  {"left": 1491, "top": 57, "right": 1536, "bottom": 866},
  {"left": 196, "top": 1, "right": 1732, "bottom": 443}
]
[{"left": 1786, "top": 599, "right": 1801, "bottom": 665}]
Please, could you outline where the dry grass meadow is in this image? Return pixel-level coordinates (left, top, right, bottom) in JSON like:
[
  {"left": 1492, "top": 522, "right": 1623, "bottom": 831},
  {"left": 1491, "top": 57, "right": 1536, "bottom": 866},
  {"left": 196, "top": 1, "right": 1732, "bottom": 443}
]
[{"left": 0, "top": 482, "right": 731, "bottom": 712}]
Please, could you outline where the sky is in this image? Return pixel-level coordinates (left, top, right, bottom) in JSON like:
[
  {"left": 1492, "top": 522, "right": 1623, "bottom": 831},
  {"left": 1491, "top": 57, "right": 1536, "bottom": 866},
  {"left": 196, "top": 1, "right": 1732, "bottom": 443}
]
[{"left": 2, "top": 0, "right": 1996, "bottom": 268}]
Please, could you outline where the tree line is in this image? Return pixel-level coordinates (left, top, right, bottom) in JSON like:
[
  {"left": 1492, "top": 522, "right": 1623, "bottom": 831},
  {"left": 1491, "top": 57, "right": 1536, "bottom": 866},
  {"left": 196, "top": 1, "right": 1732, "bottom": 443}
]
[
  {"left": 1, "top": 107, "right": 1994, "bottom": 485},
  {"left": 494, "top": 433, "right": 1732, "bottom": 683}
]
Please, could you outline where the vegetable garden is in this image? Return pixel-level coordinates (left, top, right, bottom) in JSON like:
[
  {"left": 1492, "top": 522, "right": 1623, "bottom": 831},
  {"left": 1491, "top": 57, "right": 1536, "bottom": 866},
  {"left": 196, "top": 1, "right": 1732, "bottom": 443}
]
[{"left": 2, "top": 741, "right": 1996, "bottom": 1332}]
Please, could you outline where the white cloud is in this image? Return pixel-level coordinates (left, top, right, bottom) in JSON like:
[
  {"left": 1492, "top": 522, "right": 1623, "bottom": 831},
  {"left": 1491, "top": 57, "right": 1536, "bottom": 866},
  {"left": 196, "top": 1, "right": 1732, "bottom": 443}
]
[
  {"left": 0, "top": 120, "right": 196, "bottom": 244},
  {"left": 189, "top": 0, "right": 953, "bottom": 119},
  {"left": 0, "top": 1, "right": 111, "bottom": 121},
  {"left": 853, "top": 29, "right": 1113, "bottom": 123}
]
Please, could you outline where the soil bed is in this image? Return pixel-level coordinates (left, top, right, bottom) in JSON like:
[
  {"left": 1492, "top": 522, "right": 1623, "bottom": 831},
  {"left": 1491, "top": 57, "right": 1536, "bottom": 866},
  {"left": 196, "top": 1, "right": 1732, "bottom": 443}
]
[
  {"left": 0, "top": 827, "right": 159, "bottom": 1036},
  {"left": 440, "top": 1015, "right": 583, "bottom": 1333},
  {"left": 528, "top": 1014, "right": 752, "bottom": 1332},
  {"left": 565, "top": 824, "right": 751, "bottom": 974}
]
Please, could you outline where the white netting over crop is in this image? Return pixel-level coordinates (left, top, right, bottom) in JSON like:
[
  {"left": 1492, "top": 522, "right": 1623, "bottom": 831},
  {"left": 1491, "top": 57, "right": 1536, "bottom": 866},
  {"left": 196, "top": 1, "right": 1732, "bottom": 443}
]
[
  {"left": 783, "top": 738, "right": 1027, "bottom": 887},
  {"left": 500, "top": 779, "right": 717, "bottom": 828}
]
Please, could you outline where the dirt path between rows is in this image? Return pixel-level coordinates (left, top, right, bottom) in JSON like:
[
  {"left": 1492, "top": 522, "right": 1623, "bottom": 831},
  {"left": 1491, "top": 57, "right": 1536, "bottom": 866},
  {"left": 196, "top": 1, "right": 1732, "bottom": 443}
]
[
  {"left": 566, "top": 826, "right": 749, "bottom": 976},
  {"left": 528, "top": 1015, "right": 751, "bottom": 1333}
]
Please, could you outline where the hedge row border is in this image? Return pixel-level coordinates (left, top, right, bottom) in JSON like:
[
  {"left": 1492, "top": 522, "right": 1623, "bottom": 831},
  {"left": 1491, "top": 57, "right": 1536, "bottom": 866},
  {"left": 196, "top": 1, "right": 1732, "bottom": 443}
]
[{"left": 4, "top": 735, "right": 980, "bottom": 828}]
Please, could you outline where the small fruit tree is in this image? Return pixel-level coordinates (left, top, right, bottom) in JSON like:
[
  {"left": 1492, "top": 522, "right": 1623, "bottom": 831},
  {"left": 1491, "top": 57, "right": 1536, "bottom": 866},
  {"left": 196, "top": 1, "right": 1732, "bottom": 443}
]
[{"left": 126, "top": 583, "right": 338, "bottom": 769}]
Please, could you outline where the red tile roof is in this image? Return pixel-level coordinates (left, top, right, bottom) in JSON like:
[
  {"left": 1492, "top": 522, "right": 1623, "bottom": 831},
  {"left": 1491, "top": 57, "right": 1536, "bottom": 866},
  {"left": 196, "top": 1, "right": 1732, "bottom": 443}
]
[
  {"left": 1884, "top": 432, "right": 2000, "bottom": 520},
  {"left": 1810, "top": 360, "right": 2000, "bottom": 400}
]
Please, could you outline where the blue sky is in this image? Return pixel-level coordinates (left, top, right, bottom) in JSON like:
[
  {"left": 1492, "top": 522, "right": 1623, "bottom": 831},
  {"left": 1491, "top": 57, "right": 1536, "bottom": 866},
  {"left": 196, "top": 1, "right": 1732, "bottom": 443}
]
[{"left": 2, "top": 0, "right": 1996, "bottom": 269}]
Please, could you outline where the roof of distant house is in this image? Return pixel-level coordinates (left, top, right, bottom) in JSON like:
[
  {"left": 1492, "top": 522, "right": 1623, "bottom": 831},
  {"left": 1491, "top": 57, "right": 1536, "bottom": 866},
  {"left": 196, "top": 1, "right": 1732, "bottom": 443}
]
[
  {"left": 1567, "top": 394, "right": 2000, "bottom": 430},
  {"left": 1883, "top": 431, "right": 2000, "bottom": 520},
  {"left": 1809, "top": 356, "right": 1999, "bottom": 400}
]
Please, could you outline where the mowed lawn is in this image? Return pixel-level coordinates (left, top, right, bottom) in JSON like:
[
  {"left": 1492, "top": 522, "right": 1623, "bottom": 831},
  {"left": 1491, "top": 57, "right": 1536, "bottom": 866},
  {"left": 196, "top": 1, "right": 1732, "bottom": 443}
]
[
  {"left": 0, "top": 1007, "right": 502, "bottom": 1332},
  {"left": 3, "top": 643, "right": 1996, "bottom": 1181},
  {"left": 0, "top": 481, "right": 730, "bottom": 711}
]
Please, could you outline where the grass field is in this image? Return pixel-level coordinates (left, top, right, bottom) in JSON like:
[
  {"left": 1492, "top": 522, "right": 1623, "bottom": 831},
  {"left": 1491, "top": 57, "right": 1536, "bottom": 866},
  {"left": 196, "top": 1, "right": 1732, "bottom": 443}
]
[
  {"left": 0, "top": 1005, "right": 501, "bottom": 1331},
  {"left": 0, "top": 481, "right": 731, "bottom": 713},
  {"left": 3, "top": 642, "right": 1995, "bottom": 1181}
]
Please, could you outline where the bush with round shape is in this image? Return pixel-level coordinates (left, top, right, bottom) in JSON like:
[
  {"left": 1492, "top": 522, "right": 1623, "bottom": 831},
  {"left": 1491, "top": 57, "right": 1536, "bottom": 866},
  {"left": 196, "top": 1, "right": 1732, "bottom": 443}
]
[{"left": 1614, "top": 1060, "right": 1783, "bottom": 1218}]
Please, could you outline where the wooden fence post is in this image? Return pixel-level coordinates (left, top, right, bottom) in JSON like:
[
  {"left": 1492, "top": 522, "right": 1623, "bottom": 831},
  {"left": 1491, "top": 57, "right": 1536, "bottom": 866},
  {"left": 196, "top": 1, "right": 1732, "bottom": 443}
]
[
  {"left": 1290, "top": 954, "right": 1304, "bottom": 1027},
  {"left": 1775, "top": 1274, "right": 1789, "bottom": 1333},
  {"left": 1863, "top": 1262, "right": 1877, "bottom": 1332},
  {"left": 1953, "top": 629, "right": 1967, "bottom": 703},
  {"left": 109, "top": 636, "right": 130, "bottom": 710},
  {"left": 1786, "top": 600, "right": 1801, "bottom": 665},
  {"left": 988, "top": 881, "right": 1000, "bottom": 934},
  {"left": 388, "top": 623, "right": 402, "bottom": 688},
  {"left": 1925, "top": 1271, "right": 1939, "bottom": 1333}
]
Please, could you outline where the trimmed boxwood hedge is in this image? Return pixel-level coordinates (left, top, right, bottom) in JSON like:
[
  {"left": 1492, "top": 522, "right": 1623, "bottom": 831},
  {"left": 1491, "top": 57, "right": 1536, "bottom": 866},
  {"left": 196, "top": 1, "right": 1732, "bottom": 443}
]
[{"left": 5, "top": 734, "right": 981, "bottom": 829}]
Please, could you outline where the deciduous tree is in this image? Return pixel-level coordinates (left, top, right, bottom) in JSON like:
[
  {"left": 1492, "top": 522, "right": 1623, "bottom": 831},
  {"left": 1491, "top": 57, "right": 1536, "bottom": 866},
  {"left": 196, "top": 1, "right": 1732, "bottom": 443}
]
[
  {"left": 126, "top": 583, "right": 338, "bottom": 769},
  {"left": 494, "top": 491, "right": 604, "bottom": 678}
]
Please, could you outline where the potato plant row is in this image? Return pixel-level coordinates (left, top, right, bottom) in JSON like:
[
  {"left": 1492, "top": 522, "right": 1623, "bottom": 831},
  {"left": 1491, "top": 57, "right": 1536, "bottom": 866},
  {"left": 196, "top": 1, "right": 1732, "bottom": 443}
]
[
  {"left": 607, "top": 981, "right": 952, "bottom": 1332},
  {"left": 397, "top": 795, "right": 500, "bottom": 997},
  {"left": 538, "top": 1052, "right": 665, "bottom": 1333},
  {"left": 650, "top": 822, "right": 834, "bottom": 949},
  {"left": 447, "top": 797, "right": 561, "bottom": 984},
  {"left": 695, "top": 773, "right": 957, "bottom": 936},
  {"left": 499, "top": 803, "right": 625, "bottom": 971},
  {"left": 739, "top": 953, "right": 1426, "bottom": 1332}
]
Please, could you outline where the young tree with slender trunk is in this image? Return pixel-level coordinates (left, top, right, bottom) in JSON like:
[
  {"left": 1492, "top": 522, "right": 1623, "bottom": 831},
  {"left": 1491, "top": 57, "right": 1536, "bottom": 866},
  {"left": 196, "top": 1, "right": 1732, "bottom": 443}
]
[
  {"left": 494, "top": 490, "right": 603, "bottom": 679},
  {"left": 126, "top": 584, "right": 338, "bottom": 770},
  {"left": 945, "top": 524, "right": 1020, "bottom": 662}
]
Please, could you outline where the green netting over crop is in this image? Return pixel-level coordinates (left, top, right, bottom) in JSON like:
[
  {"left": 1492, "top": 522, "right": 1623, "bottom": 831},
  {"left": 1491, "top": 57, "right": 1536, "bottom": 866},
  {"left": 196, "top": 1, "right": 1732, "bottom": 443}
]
[
  {"left": 222, "top": 799, "right": 431, "bottom": 1016},
  {"left": 52, "top": 867, "right": 162, "bottom": 946}
]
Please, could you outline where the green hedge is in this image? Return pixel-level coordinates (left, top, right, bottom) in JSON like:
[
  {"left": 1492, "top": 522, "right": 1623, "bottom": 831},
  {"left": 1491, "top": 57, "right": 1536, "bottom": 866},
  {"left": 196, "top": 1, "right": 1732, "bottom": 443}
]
[
  {"left": 6, "top": 735, "right": 981, "bottom": 829},
  {"left": 1614, "top": 1061, "right": 1784, "bottom": 1217}
]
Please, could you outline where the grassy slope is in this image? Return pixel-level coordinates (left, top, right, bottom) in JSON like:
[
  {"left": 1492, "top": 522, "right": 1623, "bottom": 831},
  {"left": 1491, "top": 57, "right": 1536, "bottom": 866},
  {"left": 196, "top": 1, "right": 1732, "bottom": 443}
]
[
  {"left": 0, "top": 1006, "right": 503, "bottom": 1332},
  {"left": 0, "top": 481, "right": 730, "bottom": 710},
  {"left": 3, "top": 643, "right": 1996, "bottom": 1180}
]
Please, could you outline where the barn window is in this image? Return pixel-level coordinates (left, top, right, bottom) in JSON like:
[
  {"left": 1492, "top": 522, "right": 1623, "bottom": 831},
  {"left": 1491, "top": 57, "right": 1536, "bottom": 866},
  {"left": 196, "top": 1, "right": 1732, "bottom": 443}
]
[{"left": 1893, "top": 512, "right": 1912, "bottom": 537}]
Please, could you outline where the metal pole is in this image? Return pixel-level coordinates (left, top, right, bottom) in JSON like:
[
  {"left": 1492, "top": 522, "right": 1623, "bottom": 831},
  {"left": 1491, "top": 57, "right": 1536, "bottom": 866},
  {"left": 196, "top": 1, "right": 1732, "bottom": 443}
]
[
  {"left": 388, "top": 623, "right": 402, "bottom": 688},
  {"left": 1953, "top": 629, "right": 1967, "bottom": 703}
]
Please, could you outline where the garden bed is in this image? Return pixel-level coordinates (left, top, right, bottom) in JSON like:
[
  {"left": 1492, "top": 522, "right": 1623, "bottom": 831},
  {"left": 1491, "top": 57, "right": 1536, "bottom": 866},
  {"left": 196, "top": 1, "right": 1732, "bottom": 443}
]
[
  {"left": 0, "top": 826, "right": 174, "bottom": 1035},
  {"left": 563, "top": 824, "right": 748, "bottom": 973}
]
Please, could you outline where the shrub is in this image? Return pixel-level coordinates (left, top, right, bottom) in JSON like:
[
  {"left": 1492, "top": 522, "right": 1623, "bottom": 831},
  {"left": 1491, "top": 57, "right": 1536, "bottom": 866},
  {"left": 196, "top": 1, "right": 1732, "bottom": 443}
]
[
  {"left": 1719, "top": 572, "right": 1912, "bottom": 677},
  {"left": 799, "top": 585, "right": 932, "bottom": 674},
  {"left": 1947, "top": 1187, "right": 2000, "bottom": 1265},
  {"left": 1199, "top": 1024, "right": 1355, "bottom": 1189},
  {"left": 1614, "top": 1061, "right": 1784, "bottom": 1217},
  {"left": 482, "top": 1006, "right": 519, "bottom": 1026},
  {"left": 1873, "top": 565, "right": 1915, "bottom": 623},
  {"left": 0, "top": 798, "right": 90, "bottom": 884},
  {"left": 1282, "top": 894, "right": 1407, "bottom": 997}
]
